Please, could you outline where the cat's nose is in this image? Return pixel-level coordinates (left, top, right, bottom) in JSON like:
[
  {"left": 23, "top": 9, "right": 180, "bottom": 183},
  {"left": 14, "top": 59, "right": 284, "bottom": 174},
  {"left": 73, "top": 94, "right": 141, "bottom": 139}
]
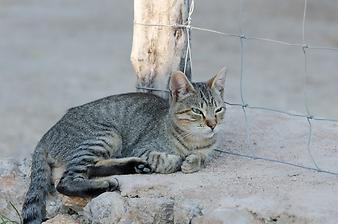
[{"left": 206, "top": 119, "right": 217, "bottom": 130}]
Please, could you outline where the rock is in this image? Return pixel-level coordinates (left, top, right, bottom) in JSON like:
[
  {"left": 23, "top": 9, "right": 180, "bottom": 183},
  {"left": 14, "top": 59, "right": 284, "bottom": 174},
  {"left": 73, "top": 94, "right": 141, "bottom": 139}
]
[
  {"left": 82, "top": 193, "right": 204, "bottom": 224},
  {"left": 42, "top": 214, "right": 78, "bottom": 224},
  {"left": 174, "top": 200, "right": 203, "bottom": 224},
  {"left": 0, "top": 159, "right": 30, "bottom": 223},
  {"left": 0, "top": 159, "right": 64, "bottom": 222},
  {"left": 122, "top": 197, "right": 174, "bottom": 224},
  {"left": 45, "top": 194, "right": 64, "bottom": 220},
  {"left": 83, "top": 192, "right": 126, "bottom": 224},
  {"left": 61, "top": 195, "right": 90, "bottom": 212}
]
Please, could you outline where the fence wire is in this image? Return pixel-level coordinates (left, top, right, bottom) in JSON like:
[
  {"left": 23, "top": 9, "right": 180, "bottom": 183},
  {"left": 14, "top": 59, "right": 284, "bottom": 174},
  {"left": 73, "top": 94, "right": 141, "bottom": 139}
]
[{"left": 135, "top": 0, "right": 338, "bottom": 176}]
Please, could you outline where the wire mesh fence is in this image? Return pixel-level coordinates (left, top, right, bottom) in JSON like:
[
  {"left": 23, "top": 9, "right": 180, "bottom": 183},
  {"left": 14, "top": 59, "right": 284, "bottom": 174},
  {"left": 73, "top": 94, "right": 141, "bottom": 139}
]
[{"left": 135, "top": 0, "right": 338, "bottom": 176}]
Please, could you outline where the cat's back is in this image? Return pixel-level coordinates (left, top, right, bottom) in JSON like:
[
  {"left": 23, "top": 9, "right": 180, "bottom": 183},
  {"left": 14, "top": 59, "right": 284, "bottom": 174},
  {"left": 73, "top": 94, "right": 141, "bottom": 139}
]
[
  {"left": 39, "top": 92, "right": 169, "bottom": 152},
  {"left": 77, "top": 92, "right": 169, "bottom": 116},
  {"left": 59, "top": 92, "right": 169, "bottom": 130}
]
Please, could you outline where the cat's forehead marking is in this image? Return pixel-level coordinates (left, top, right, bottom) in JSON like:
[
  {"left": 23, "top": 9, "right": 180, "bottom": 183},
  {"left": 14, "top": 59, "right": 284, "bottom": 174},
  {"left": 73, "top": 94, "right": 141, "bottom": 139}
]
[{"left": 194, "top": 82, "right": 217, "bottom": 108}]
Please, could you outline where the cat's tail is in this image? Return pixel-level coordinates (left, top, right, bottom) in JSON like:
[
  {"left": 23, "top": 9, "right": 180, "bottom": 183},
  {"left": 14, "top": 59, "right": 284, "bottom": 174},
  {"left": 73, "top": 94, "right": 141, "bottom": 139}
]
[{"left": 22, "top": 145, "right": 52, "bottom": 224}]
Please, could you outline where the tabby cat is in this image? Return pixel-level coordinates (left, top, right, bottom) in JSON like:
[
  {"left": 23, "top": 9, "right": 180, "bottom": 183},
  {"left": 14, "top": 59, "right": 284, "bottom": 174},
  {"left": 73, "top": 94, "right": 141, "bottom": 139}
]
[{"left": 21, "top": 68, "right": 226, "bottom": 224}]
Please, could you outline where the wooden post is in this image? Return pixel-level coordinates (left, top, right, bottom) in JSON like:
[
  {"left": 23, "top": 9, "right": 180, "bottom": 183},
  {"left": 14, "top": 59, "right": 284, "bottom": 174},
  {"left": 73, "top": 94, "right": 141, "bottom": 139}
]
[{"left": 131, "top": 0, "right": 191, "bottom": 99}]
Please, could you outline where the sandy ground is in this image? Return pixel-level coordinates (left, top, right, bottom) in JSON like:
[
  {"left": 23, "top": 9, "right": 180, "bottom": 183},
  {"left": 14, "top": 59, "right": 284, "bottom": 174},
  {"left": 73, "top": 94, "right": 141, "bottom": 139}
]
[{"left": 0, "top": 1, "right": 338, "bottom": 222}]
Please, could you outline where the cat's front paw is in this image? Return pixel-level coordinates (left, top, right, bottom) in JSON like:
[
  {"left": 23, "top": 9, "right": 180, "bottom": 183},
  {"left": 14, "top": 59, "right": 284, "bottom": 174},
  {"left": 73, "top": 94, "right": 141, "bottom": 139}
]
[
  {"left": 144, "top": 151, "right": 182, "bottom": 174},
  {"left": 181, "top": 154, "right": 202, "bottom": 173}
]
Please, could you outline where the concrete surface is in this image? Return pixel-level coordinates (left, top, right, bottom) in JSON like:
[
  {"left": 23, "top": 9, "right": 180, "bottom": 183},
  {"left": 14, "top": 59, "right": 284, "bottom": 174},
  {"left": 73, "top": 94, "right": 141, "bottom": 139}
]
[{"left": 0, "top": 1, "right": 338, "bottom": 222}]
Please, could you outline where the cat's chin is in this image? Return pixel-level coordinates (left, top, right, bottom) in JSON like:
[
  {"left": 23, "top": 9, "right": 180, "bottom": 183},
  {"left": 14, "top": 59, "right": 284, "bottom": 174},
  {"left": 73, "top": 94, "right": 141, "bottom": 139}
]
[
  {"left": 204, "top": 131, "right": 216, "bottom": 138},
  {"left": 191, "top": 130, "right": 216, "bottom": 139}
]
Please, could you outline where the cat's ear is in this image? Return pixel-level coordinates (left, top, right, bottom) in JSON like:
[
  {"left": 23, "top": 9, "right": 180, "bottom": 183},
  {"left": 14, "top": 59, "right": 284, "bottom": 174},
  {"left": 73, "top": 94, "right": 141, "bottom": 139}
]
[
  {"left": 169, "top": 71, "right": 196, "bottom": 101},
  {"left": 207, "top": 67, "right": 227, "bottom": 96}
]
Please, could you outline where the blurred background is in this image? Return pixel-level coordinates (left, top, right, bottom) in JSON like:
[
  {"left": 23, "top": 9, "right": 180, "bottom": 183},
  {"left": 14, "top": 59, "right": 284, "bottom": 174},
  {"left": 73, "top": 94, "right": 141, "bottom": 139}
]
[{"left": 0, "top": 0, "right": 337, "bottom": 159}]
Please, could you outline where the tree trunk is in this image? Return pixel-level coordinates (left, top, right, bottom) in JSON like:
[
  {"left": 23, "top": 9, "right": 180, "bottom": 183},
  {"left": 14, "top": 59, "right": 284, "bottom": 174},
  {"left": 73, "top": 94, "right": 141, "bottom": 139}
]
[{"left": 131, "top": 0, "right": 191, "bottom": 99}]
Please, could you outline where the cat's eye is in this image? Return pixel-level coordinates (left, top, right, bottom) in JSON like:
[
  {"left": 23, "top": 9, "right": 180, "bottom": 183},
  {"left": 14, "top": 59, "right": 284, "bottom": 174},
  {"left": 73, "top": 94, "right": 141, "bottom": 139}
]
[
  {"left": 191, "top": 108, "right": 204, "bottom": 116},
  {"left": 215, "top": 107, "right": 225, "bottom": 113}
]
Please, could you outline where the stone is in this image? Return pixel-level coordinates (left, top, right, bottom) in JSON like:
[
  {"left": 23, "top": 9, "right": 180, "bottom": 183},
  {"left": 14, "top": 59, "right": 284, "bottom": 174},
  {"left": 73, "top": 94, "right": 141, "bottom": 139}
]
[
  {"left": 0, "top": 159, "right": 63, "bottom": 222},
  {"left": 42, "top": 214, "right": 78, "bottom": 224},
  {"left": 174, "top": 200, "right": 203, "bottom": 224},
  {"left": 0, "top": 159, "right": 30, "bottom": 223},
  {"left": 83, "top": 192, "right": 126, "bottom": 224},
  {"left": 122, "top": 197, "right": 174, "bottom": 224},
  {"left": 61, "top": 195, "right": 90, "bottom": 212}
]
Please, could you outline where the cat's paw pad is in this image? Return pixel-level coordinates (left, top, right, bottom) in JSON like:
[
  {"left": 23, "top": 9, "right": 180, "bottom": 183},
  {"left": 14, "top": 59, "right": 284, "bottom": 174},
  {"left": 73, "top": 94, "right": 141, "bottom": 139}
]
[
  {"left": 135, "top": 163, "right": 152, "bottom": 174},
  {"left": 181, "top": 154, "right": 201, "bottom": 174},
  {"left": 133, "top": 160, "right": 152, "bottom": 174}
]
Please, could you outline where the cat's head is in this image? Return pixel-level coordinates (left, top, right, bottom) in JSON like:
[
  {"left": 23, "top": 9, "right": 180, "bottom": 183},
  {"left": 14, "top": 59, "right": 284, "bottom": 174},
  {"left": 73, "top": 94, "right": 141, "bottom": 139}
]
[{"left": 169, "top": 67, "right": 227, "bottom": 138}]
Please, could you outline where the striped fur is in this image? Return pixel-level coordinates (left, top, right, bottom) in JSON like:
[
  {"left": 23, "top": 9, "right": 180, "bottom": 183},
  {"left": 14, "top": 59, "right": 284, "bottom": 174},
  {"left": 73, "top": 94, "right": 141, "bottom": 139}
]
[{"left": 22, "top": 68, "right": 226, "bottom": 223}]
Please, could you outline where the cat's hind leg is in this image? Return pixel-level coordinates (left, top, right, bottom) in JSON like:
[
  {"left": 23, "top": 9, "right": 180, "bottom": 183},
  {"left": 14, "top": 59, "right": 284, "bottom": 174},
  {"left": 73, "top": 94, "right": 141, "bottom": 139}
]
[
  {"left": 56, "top": 134, "right": 123, "bottom": 197},
  {"left": 56, "top": 153, "right": 119, "bottom": 196},
  {"left": 56, "top": 168, "right": 119, "bottom": 197},
  {"left": 87, "top": 157, "right": 152, "bottom": 178}
]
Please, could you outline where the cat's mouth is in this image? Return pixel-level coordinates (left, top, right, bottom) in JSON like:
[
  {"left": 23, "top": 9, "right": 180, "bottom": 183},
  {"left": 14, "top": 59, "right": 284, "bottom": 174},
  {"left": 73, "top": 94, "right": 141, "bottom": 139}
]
[
  {"left": 195, "top": 128, "right": 217, "bottom": 138},
  {"left": 186, "top": 125, "right": 219, "bottom": 139}
]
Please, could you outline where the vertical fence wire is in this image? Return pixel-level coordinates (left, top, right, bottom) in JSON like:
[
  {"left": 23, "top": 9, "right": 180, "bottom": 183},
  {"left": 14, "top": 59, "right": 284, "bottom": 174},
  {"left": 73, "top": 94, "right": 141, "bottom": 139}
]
[
  {"left": 238, "top": 0, "right": 254, "bottom": 157},
  {"left": 301, "top": 0, "right": 321, "bottom": 171}
]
